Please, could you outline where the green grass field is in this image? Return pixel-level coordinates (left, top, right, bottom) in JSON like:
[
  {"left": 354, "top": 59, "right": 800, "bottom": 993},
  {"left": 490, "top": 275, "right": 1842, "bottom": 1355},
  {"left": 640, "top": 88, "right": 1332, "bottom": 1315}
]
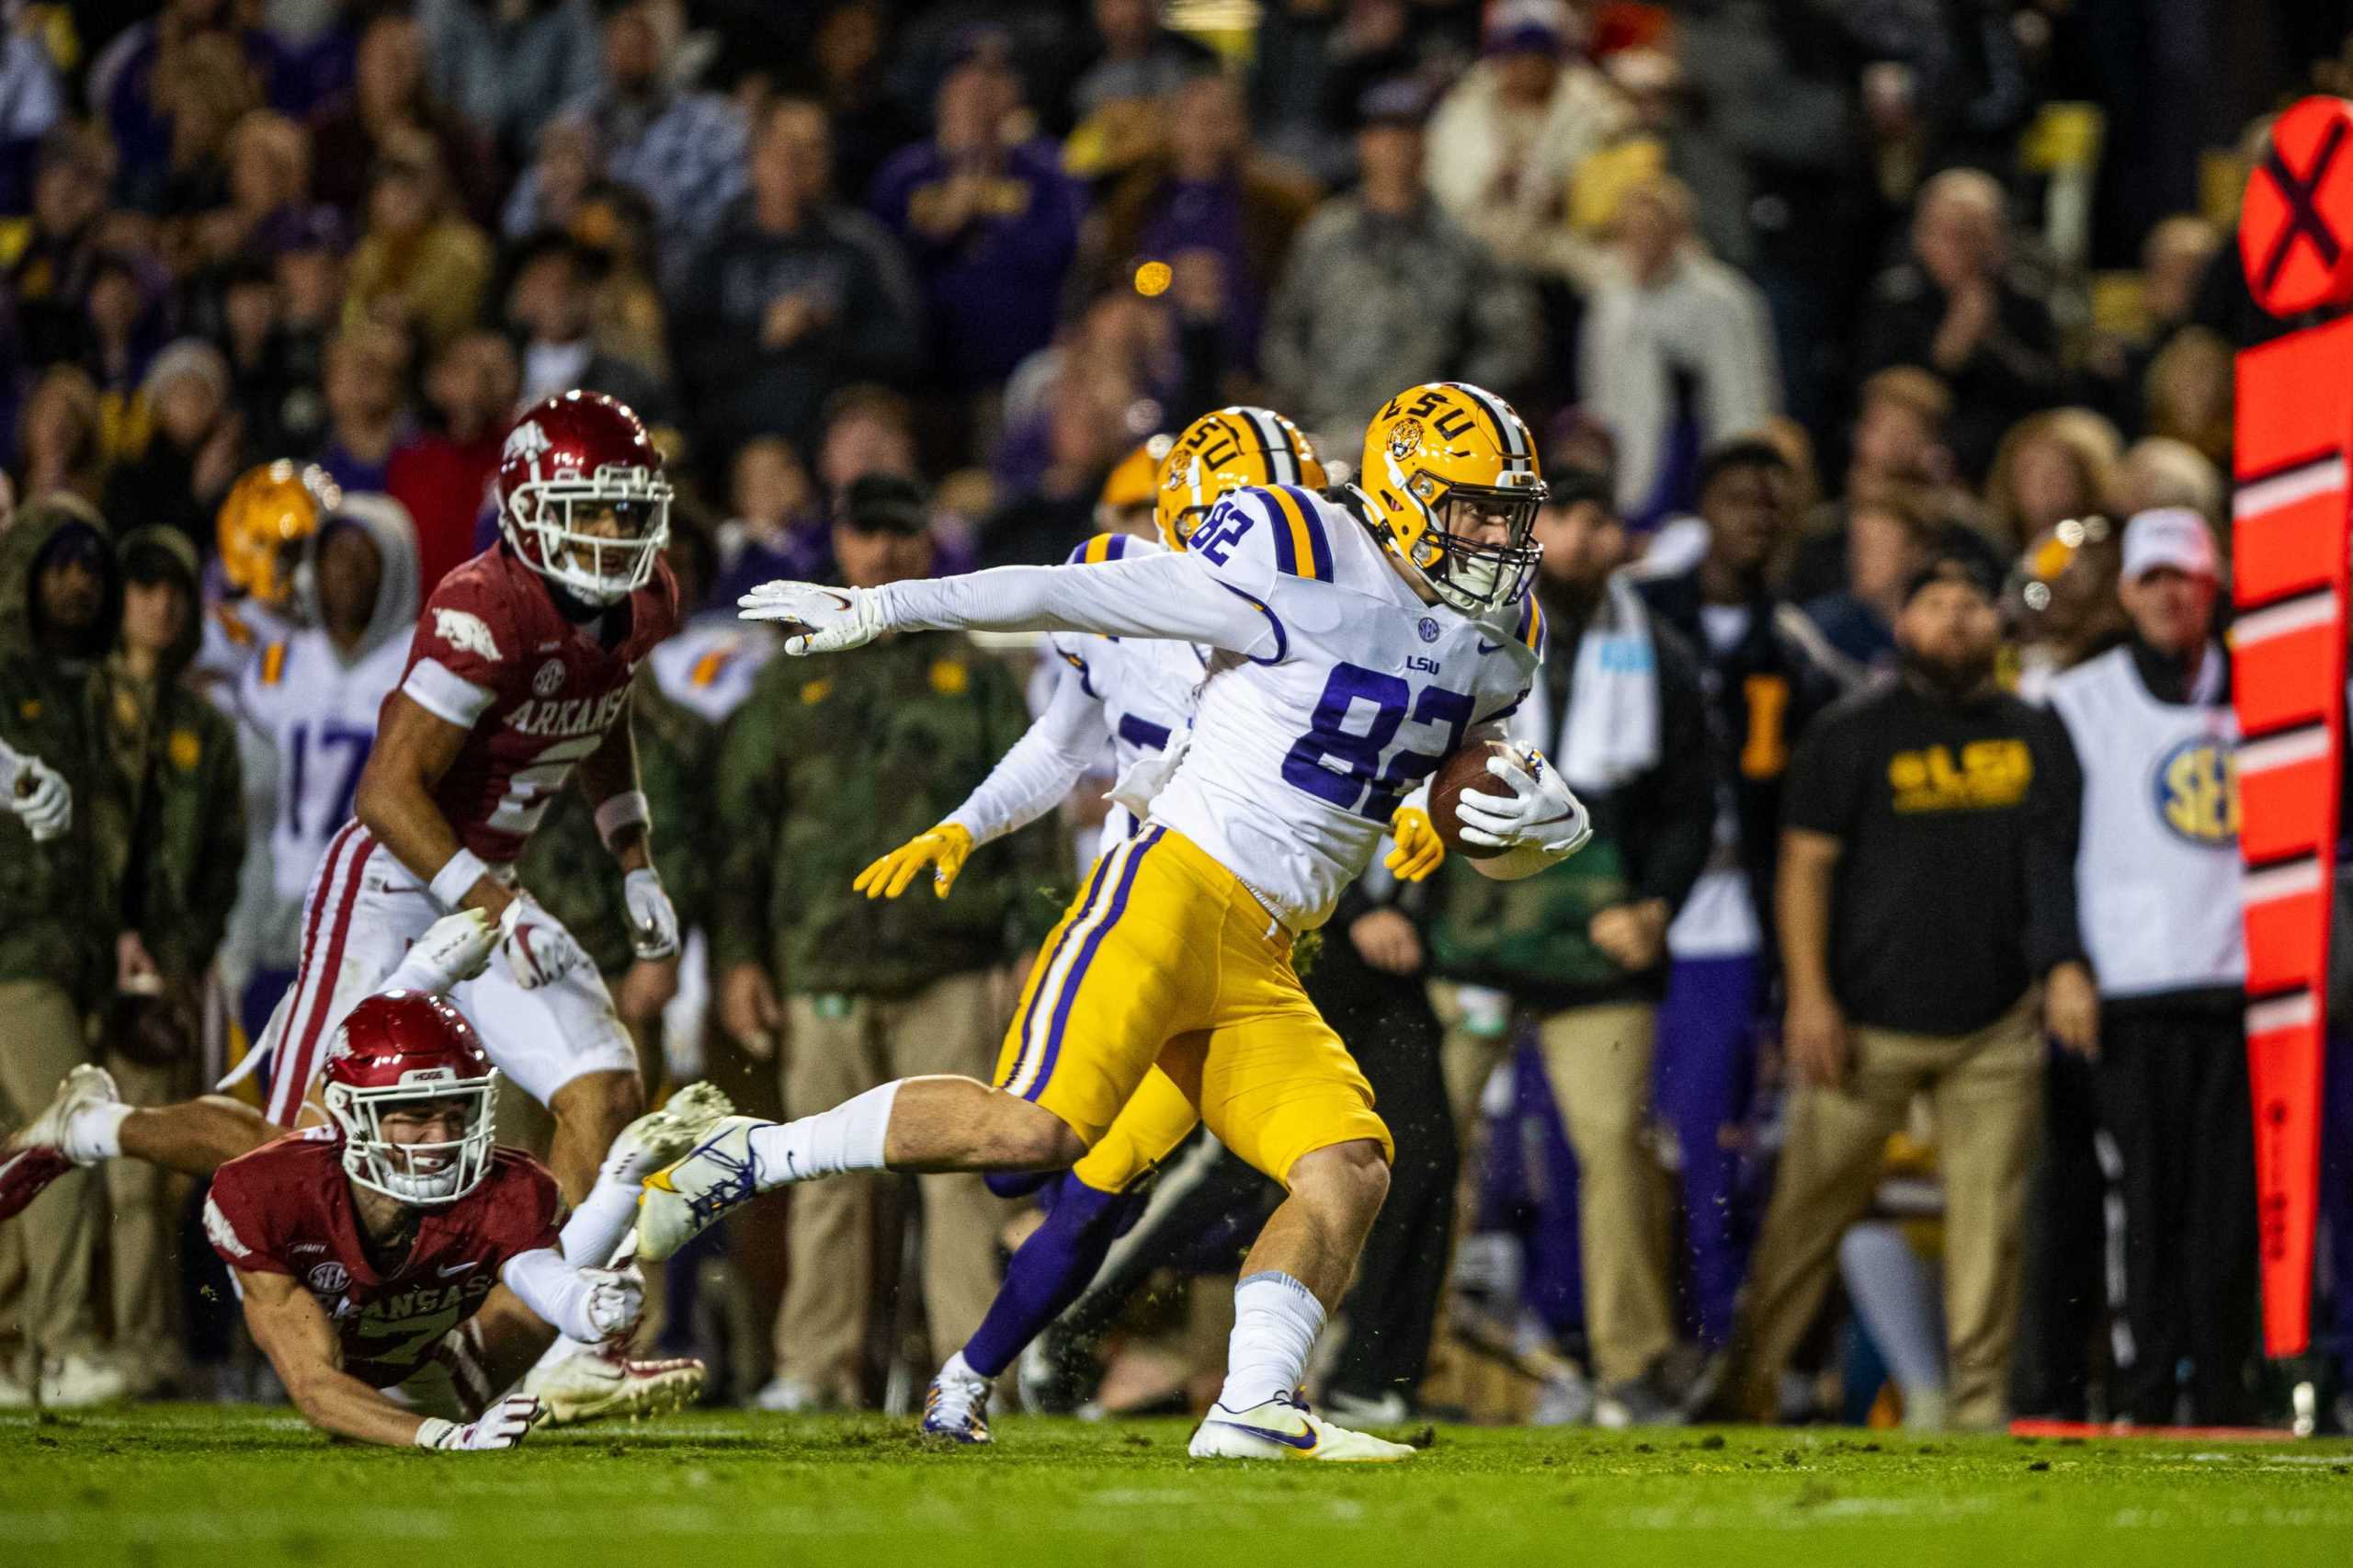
[{"left": 7, "top": 1406, "right": 2352, "bottom": 1567}]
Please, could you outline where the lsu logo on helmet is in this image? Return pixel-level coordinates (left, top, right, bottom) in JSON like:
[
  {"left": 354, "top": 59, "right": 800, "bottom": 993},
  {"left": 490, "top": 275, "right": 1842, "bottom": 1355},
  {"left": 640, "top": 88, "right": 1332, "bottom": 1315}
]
[
  {"left": 1155, "top": 406, "right": 1326, "bottom": 551},
  {"left": 1359, "top": 381, "right": 1545, "bottom": 616}
]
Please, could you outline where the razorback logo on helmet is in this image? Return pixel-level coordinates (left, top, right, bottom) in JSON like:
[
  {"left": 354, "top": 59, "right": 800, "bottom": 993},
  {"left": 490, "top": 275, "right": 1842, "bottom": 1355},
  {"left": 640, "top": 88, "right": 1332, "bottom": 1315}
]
[
  {"left": 432, "top": 607, "right": 502, "bottom": 664},
  {"left": 504, "top": 419, "right": 551, "bottom": 467}
]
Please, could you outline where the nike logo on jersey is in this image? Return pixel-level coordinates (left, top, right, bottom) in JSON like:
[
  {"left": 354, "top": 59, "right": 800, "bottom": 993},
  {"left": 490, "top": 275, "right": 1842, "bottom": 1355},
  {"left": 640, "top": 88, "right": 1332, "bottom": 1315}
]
[
  {"left": 1476, "top": 640, "right": 1504, "bottom": 654},
  {"left": 1205, "top": 1417, "right": 1319, "bottom": 1451},
  {"left": 437, "top": 1261, "right": 479, "bottom": 1278}
]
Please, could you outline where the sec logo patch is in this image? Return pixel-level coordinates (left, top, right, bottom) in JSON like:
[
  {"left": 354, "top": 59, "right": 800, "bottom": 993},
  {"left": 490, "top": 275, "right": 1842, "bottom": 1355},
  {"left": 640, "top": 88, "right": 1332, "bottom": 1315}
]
[
  {"left": 2152, "top": 738, "right": 2238, "bottom": 845},
  {"left": 307, "top": 1261, "right": 351, "bottom": 1295},
  {"left": 533, "top": 659, "right": 565, "bottom": 697},
  {"left": 1417, "top": 617, "right": 1441, "bottom": 643}
]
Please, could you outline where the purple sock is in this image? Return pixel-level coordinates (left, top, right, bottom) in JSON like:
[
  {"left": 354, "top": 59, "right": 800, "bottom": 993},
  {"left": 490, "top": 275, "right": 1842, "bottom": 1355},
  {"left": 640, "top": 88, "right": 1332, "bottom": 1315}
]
[{"left": 961, "top": 1174, "right": 1136, "bottom": 1378}]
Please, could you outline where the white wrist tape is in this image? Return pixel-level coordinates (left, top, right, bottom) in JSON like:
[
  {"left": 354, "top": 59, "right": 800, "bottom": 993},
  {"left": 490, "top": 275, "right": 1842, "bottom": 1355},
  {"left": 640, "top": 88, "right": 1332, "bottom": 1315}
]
[
  {"left": 428, "top": 849, "right": 491, "bottom": 913},
  {"left": 594, "top": 790, "right": 652, "bottom": 851},
  {"left": 415, "top": 1417, "right": 457, "bottom": 1449}
]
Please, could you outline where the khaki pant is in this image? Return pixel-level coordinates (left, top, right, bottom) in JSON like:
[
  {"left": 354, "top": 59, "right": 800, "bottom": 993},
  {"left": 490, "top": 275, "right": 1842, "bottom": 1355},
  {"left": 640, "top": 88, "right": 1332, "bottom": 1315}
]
[
  {"left": 773, "top": 970, "right": 1013, "bottom": 1400},
  {"left": 1438, "top": 990, "right": 1673, "bottom": 1387},
  {"left": 103, "top": 1049, "right": 193, "bottom": 1386},
  {"left": 0, "top": 981, "right": 97, "bottom": 1363},
  {"left": 1730, "top": 995, "right": 2042, "bottom": 1429}
]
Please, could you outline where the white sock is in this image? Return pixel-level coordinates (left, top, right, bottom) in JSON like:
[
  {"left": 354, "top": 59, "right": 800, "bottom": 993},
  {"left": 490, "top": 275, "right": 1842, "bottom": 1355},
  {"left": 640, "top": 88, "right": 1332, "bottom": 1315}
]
[
  {"left": 559, "top": 1175, "right": 641, "bottom": 1269},
  {"left": 1215, "top": 1271, "right": 1324, "bottom": 1412},
  {"left": 66, "top": 1101, "right": 131, "bottom": 1164},
  {"left": 938, "top": 1349, "right": 984, "bottom": 1391},
  {"left": 747, "top": 1082, "right": 900, "bottom": 1187}
]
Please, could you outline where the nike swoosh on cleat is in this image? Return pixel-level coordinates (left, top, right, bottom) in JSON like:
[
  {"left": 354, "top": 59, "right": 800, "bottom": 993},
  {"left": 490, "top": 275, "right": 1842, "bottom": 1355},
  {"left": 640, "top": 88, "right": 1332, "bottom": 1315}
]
[{"left": 1208, "top": 1419, "right": 1319, "bottom": 1451}]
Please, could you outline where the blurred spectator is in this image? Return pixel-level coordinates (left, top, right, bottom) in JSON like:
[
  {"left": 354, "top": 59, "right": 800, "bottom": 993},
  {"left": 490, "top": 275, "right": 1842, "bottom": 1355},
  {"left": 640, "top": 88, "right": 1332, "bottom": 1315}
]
[
  {"left": 1732, "top": 551, "right": 2095, "bottom": 1431},
  {"left": 308, "top": 11, "right": 497, "bottom": 229},
  {"left": 1263, "top": 78, "right": 1539, "bottom": 441},
  {"left": 89, "top": 1, "right": 287, "bottom": 206},
  {"left": 2115, "top": 435, "right": 2223, "bottom": 524},
  {"left": 2008, "top": 514, "right": 2126, "bottom": 704},
  {"left": 0, "top": 494, "right": 127, "bottom": 1406},
  {"left": 1802, "top": 482, "right": 1936, "bottom": 670},
  {"left": 1429, "top": 466, "right": 1713, "bottom": 1423},
  {"left": 680, "top": 98, "right": 922, "bottom": 465},
  {"left": 250, "top": 204, "right": 346, "bottom": 457},
  {"left": 182, "top": 110, "right": 318, "bottom": 278},
  {"left": 1082, "top": 71, "right": 1316, "bottom": 373},
  {"left": 1073, "top": 0, "right": 1218, "bottom": 123},
  {"left": 803, "top": 1, "right": 917, "bottom": 208},
  {"left": 1858, "top": 169, "right": 2064, "bottom": 483},
  {"left": 341, "top": 128, "right": 493, "bottom": 354},
  {"left": 710, "top": 436, "right": 829, "bottom": 607},
  {"left": 567, "top": 0, "right": 748, "bottom": 287},
  {"left": 814, "top": 384, "right": 921, "bottom": 507},
  {"left": 416, "top": 0, "right": 605, "bottom": 162},
  {"left": 499, "top": 114, "right": 600, "bottom": 243},
  {"left": 1785, "top": 365, "right": 1972, "bottom": 603},
  {"left": 2142, "top": 325, "right": 2232, "bottom": 469},
  {"left": 12, "top": 364, "right": 107, "bottom": 508},
  {"left": 1984, "top": 406, "right": 2120, "bottom": 555},
  {"left": 12, "top": 125, "right": 115, "bottom": 369},
  {"left": 105, "top": 523, "right": 244, "bottom": 1398},
  {"left": 2045, "top": 508, "right": 2254, "bottom": 1426},
  {"left": 561, "top": 177, "right": 675, "bottom": 385},
  {"left": 505, "top": 233, "right": 668, "bottom": 422},
  {"left": 0, "top": 11, "right": 65, "bottom": 213},
  {"left": 1598, "top": 47, "right": 1750, "bottom": 271},
  {"left": 101, "top": 338, "right": 241, "bottom": 559},
  {"left": 711, "top": 472, "right": 1050, "bottom": 1412},
  {"left": 384, "top": 329, "right": 517, "bottom": 594},
  {"left": 870, "top": 30, "right": 1083, "bottom": 400},
  {"left": 976, "top": 365, "right": 1133, "bottom": 568},
  {"left": 313, "top": 322, "right": 415, "bottom": 494},
  {"left": 1425, "top": 0, "right": 1631, "bottom": 287},
  {"left": 81, "top": 247, "right": 176, "bottom": 462},
  {"left": 2086, "top": 215, "right": 2220, "bottom": 435},
  {"left": 1580, "top": 175, "right": 1779, "bottom": 525},
  {"left": 145, "top": 30, "right": 261, "bottom": 223}
]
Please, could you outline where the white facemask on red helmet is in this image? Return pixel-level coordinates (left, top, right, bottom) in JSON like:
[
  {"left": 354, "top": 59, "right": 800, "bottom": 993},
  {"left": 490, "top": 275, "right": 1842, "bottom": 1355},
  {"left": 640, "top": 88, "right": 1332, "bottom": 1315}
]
[
  {"left": 495, "top": 391, "right": 671, "bottom": 606},
  {"left": 320, "top": 991, "right": 499, "bottom": 1205}
]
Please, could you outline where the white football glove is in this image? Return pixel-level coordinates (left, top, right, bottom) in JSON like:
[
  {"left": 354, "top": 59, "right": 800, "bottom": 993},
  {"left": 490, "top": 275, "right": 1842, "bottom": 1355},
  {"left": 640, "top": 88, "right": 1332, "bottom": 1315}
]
[
  {"left": 497, "top": 897, "right": 585, "bottom": 990},
  {"left": 622, "top": 868, "right": 680, "bottom": 960},
  {"left": 6, "top": 755, "right": 71, "bottom": 842},
  {"left": 1455, "top": 747, "right": 1593, "bottom": 858},
  {"left": 580, "top": 1266, "right": 646, "bottom": 1339},
  {"left": 736, "top": 580, "right": 885, "bottom": 654},
  {"left": 417, "top": 1393, "right": 542, "bottom": 1452},
  {"left": 386, "top": 908, "right": 497, "bottom": 994}
]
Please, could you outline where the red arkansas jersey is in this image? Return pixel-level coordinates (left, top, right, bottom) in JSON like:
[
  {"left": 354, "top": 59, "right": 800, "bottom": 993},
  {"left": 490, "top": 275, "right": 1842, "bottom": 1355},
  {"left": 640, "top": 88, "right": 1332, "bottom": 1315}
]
[
  {"left": 392, "top": 544, "right": 678, "bottom": 860},
  {"left": 203, "top": 1131, "right": 563, "bottom": 1388}
]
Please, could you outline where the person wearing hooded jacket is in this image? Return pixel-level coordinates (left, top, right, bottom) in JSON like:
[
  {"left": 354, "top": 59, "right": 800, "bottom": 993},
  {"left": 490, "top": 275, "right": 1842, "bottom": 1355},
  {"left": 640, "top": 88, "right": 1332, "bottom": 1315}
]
[
  {"left": 99, "top": 524, "right": 247, "bottom": 1396},
  {"left": 220, "top": 494, "right": 422, "bottom": 1048},
  {"left": 0, "top": 494, "right": 131, "bottom": 1407}
]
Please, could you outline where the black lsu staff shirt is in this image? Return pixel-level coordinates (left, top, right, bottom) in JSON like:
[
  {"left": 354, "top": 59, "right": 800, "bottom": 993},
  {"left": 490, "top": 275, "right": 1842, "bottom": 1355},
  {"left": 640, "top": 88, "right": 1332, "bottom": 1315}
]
[{"left": 1783, "top": 676, "right": 2085, "bottom": 1037}]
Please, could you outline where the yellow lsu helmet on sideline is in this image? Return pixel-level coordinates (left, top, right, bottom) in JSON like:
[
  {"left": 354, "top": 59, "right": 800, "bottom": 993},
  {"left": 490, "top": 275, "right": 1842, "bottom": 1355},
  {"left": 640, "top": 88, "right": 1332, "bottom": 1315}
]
[
  {"left": 218, "top": 460, "right": 340, "bottom": 608},
  {"left": 1359, "top": 381, "right": 1545, "bottom": 614},
  {"left": 1155, "top": 405, "right": 1325, "bottom": 551}
]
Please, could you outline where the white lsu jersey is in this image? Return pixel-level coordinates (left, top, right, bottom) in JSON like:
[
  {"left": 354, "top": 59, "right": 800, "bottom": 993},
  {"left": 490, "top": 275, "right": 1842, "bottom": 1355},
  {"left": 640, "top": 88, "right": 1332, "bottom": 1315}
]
[
  {"left": 1145, "top": 485, "right": 1540, "bottom": 928},
  {"left": 881, "top": 485, "right": 1541, "bottom": 930},
  {"left": 235, "top": 629, "right": 410, "bottom": 923},
  {"left": 1046, "top": 533, "right": 1204, "bottom": 853}
]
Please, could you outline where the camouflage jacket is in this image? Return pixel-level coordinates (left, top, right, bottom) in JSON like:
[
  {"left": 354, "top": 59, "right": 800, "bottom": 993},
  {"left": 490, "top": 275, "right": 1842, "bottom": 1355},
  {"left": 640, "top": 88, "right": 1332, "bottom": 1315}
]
[
  {"left": 0, "top": 498, "right": 131, "bottom": 1007},
  {"left": 517, "top": 669, "right": 713, "bottom": 978},
  {"left": 108, "top": 527, "right": 247, "bottom": 984},
  {"left": 713, "top": 630, "right": 1063, "bottom": 997}
]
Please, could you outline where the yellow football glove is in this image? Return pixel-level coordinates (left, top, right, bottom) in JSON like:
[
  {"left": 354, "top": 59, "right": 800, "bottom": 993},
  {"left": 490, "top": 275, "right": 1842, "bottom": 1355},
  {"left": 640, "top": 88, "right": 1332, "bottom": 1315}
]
[
  {"left": 1383, "top": 803, "right": 1446, "bottom": 883},
  {"left": 853, "top": 822, "right": 976, "bottom": 900}
]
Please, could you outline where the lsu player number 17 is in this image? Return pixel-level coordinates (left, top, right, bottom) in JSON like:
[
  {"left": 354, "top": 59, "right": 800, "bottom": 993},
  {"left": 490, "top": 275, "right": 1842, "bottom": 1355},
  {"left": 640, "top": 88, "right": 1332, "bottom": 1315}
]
[{"left": 657, "top": 382, "right": 1590, "bottom": 1461}]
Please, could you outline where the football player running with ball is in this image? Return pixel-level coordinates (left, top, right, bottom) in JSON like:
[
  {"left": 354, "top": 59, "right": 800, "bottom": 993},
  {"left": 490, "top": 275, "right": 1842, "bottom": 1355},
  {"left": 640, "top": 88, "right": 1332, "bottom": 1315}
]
[{"left": 647, "top": 382, "right": 1590, "bottom": 1460}]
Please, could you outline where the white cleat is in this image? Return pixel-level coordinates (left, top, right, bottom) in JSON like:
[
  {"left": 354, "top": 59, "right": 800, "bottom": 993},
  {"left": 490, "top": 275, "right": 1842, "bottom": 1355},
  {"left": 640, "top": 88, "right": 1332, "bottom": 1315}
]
[
  {"left": 1188, "top": 1393, "right": 1416, "bottom": 1462},
  {"left": 603, "top": 1082, "right": 737, "bottom": 1188},
  {"left": 39, "top": 1353, "right": 131, "bottom": 1410},
  {"left": 636, "top": 1116, "right": 769, "bottom": 1261},
  {"left": 528, "top": 1341, "right": 705, "bottom": 1426},
  {"left": 920, "top": 1360, "right": 993, "bottom": 1444}
]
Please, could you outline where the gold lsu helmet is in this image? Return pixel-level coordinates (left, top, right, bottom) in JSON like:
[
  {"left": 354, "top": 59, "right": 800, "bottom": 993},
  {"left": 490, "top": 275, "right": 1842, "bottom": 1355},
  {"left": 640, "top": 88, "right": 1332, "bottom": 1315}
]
[
  {"left": 218, "top": 460, "right": 340, "bottom": 608},
  {"left": 1155, "top": 405, "right": 1326, "bottom": 551},
  {"left": 1359, "top": 382, "right": 1545, "bottom": 614}
]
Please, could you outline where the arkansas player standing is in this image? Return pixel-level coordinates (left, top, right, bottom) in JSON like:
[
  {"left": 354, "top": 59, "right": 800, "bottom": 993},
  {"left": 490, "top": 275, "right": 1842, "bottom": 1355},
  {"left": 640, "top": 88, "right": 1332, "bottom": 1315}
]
[{"left": 206, "top": 990, "right": 646, "bottom": 1449}]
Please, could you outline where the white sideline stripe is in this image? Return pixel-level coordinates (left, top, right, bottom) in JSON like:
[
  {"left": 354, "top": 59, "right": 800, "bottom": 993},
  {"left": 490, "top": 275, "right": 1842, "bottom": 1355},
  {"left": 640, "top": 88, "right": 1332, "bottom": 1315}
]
[
  {"left": 2234, "top": 457, "right": 2347, "bottom": 520},
  {"left": 2239, "top": 725, "right": 2332, "bottom": 772},
  {"left": 2244, "top": 859, "right": 2324, "bottom": 903},
  {"left": 2248, "top": 991, "right": 2318, "bottom": 1036},
  {"left": 2234, "top": 592, "right": 2337, "bottom": 646}
]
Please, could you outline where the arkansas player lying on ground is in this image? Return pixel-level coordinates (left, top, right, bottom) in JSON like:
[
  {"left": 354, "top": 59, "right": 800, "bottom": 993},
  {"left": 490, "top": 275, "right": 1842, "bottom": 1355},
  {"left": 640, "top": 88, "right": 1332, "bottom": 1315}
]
[{"left": 3, "top": 912, "right": 728, "bottom": 1426}]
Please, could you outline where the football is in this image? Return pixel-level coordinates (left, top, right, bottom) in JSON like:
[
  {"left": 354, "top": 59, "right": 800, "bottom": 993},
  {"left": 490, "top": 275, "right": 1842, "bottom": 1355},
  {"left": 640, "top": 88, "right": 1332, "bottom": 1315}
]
[{"left": 1427, "top": 739, "right": 1515, "bottom": 858}]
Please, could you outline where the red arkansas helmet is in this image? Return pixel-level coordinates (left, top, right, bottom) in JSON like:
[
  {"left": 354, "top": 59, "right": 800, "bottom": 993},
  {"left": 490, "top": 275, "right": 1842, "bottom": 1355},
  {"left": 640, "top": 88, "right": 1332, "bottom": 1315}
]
[
  {"left": 494, "top": 391, "right": 672, "bottom": 606},
  {"left": 319, "top": 991, "right": 499, "bottom": 1205}
]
